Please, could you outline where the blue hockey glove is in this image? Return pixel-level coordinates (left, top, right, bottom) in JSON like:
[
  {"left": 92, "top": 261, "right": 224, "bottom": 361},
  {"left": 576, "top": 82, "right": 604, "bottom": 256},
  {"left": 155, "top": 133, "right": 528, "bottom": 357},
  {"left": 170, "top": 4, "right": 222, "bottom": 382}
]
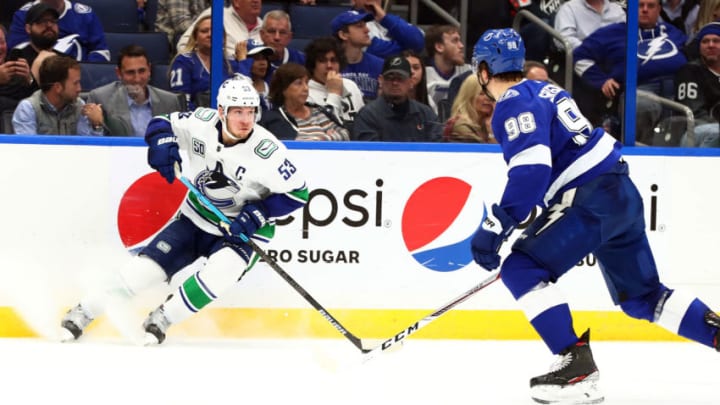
[
  {"left": 222, "top": 202, "right": 269, "bottom": 244},
  {"left": 470, "top": 204, "right": 518, "bottom": 271},
  {"left": 147, "top": 132, "right": 181, "bottom": 184}
]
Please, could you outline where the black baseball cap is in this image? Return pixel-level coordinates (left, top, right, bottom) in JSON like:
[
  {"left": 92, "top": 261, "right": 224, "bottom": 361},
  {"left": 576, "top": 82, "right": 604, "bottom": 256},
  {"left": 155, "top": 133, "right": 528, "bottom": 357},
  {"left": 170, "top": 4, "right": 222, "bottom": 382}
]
[
  {"left": 25, "top": 3, "right": 60, "bottom": 25},
  {"left": 382, "top": 55, "right": 411, "bottom": 79}
]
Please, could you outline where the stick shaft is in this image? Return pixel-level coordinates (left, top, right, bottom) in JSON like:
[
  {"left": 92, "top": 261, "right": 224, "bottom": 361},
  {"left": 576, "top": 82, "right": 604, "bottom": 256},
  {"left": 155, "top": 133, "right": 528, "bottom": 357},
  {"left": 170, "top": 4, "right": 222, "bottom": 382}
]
[{"left": 174, "top": 170, "right": 366, "bottom": 351}]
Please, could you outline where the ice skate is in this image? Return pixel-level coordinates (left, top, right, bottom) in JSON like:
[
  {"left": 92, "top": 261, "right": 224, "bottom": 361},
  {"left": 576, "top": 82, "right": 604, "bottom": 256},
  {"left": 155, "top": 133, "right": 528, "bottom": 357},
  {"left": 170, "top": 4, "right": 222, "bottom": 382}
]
[
  {"left": 142, "top": 305, "right": 171, "bottom": 345},
  {"left": 530, "top": 329, "right": 604, "bottom": 404},
  {"left": 703, "top": 311, "right": 720, "bottom": 350},
  {"left": 60, "top": 304, "right": 94, "bottom": 342}
]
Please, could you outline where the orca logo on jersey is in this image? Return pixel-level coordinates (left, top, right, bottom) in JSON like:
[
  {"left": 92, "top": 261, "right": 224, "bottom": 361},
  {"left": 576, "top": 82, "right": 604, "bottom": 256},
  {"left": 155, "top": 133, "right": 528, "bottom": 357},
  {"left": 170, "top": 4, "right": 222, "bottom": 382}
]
[
  {"left": 400, "top": 177, "right": 477, "bottom": 272},
  {"left": 195, "top": 165, "right": 241, "bottom": 209}
]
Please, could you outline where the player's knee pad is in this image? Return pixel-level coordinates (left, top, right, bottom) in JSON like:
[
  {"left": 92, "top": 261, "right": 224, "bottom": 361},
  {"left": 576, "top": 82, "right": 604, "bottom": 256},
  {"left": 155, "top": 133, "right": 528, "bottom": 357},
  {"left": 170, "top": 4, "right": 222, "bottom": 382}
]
[
  {"left": 501, "top": 253, "right": 554, "bottom": 299},
  {"left": 191, "top": 246, "right": 248, "bottom": 299},
  {"left": 619, "top": 283, "right": 672, "bottom": 322},
  {"left": 114, "top": 255, "right": 168, "bottom": 297}
]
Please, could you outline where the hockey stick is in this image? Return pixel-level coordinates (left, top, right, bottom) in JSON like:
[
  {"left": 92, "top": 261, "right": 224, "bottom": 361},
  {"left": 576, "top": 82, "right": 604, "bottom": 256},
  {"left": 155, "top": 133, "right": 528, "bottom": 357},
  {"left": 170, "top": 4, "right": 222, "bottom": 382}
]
[
  {"left": 173, "top": 165, "right": 501, "bottom": 358},
  {"left": 361, "top": 270, "right": 500, "bottom": 359},
  {"left": 173, "top": 165, "right": 367, "bottom": 352}
]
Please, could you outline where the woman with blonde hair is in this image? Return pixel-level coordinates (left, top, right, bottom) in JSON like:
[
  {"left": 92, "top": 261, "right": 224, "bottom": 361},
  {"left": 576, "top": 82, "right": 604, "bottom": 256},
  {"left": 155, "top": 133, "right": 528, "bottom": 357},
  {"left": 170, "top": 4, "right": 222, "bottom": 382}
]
[
  {"left": 443, "top": 74, "right": 495, "bottom": 143},
  {"left": 168, "top": 15, "right": 239, "bottom": 109}
]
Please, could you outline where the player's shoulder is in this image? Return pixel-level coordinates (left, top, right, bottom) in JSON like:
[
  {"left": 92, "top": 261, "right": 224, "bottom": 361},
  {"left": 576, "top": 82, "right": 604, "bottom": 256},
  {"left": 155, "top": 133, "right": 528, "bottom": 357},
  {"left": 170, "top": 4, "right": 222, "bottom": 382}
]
[{"left": 248, "top": 125, "right": 287, "bottom": 160}]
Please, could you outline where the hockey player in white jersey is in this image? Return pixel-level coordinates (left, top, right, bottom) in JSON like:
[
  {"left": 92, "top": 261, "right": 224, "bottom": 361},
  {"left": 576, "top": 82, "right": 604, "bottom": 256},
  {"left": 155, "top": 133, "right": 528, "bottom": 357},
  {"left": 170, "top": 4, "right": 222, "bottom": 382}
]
[{"left": 60, "top": 76, "right": 308, "bottom": 344}]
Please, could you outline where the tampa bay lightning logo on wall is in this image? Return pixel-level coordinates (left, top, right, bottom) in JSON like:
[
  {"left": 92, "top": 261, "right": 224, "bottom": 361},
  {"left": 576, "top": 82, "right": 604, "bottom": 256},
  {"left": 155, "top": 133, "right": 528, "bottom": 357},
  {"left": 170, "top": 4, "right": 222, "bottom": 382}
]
[
  {"left": 195, "top": 162, "right": 240, "bottom": 208},
  {"left": 401, "top": 177, "right": 480, "bottom": 272}
]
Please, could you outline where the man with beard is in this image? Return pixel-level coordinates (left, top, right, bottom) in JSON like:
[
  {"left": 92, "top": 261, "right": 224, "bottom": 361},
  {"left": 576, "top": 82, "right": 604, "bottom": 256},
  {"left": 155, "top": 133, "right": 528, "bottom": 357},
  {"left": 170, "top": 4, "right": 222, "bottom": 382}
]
[
  {"left": 8, "top": 0, "right": 110, "bottom": 62},
  {"left": 1, "top": 3, "right": 63, "bottom": 112},
  {"left": 12, "top": 55, "right": 104, "bottom": 135},
  {"left": 674, "top": 22, "right": 720, "bottom": 146},
  {"left": 352, "top": 55, "right": 442, "bottom": 142}
]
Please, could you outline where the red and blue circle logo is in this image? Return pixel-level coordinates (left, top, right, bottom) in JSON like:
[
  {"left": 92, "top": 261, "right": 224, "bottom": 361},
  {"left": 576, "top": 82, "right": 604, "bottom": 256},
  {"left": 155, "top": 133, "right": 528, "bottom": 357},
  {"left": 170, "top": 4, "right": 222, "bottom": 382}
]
[
  {"left": 116, "top": 172, "right": 187, "bottom": 251},
  {"left": 401, "top": 177, "right": 481, "bottom": 272}
]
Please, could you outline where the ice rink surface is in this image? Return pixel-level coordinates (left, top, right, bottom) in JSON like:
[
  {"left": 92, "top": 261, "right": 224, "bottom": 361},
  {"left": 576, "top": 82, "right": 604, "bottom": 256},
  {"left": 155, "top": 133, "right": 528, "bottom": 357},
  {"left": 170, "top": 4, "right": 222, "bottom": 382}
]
[{"left": 1, "top": 336, "right": 718, "bottom": 405}]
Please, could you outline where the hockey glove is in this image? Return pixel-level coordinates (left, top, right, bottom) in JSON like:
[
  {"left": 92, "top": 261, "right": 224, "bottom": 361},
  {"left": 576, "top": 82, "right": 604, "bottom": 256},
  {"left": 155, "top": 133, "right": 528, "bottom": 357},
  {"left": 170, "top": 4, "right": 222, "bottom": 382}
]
[
  {"left": 147, "top": 132, "right": 181, "bottom": 184},
  {"left": 470, "top": 204, "right": 518, "bottom": 271},
  {"left": 222, "top": 202, "right": 269, "bottom": 244}
]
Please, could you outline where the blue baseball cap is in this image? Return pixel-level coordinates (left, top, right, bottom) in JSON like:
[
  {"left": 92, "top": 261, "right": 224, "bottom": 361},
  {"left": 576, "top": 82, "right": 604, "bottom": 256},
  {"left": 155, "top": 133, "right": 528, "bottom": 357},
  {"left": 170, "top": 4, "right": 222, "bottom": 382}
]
[
  {"left": 331, "top": 10, "right": 374, "bottom": 35},
  {"left": 246, "top": 39, "right": 274, "bottom": 57}
]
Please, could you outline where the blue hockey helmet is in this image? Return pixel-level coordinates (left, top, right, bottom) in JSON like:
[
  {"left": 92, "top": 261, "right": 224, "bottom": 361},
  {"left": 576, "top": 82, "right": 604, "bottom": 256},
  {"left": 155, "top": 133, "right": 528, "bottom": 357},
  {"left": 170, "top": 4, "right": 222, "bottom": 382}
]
[{"left": 472, "top": 28, "right": 525, "bottom": 76}]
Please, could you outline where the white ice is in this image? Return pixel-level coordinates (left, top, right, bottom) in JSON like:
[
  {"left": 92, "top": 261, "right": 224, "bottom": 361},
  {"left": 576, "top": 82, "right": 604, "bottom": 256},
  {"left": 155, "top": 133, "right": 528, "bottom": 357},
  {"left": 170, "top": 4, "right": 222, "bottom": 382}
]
[{"left": 1, "top": 336, "right": 718, "bottom": 405}]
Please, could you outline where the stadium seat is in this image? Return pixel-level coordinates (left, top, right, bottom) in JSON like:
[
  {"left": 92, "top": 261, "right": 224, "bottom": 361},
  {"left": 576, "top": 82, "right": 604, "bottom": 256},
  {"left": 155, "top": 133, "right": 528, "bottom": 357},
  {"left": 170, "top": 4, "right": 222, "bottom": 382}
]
[
  {"left": 288, "top": 4, "right": 349, "bottom": 37},
  {"left": 105, "top": 32, "right": 171, "bottom": 65},
  {"left": 1, "top": 110, "right": 14, "bottom": 135},
  {"left": 262, "top": 2, "right": 288, "bottom": 16},
  {"left": 288, "top": 37, "right": 313, "bottom": 53},
  {"left": 81, "top": 0, "right": 140, "bottom": 33},
  {"left": 79, "top": 62, "right": 118, "bottom": 91},
  {"left": 151, "top": 64, "right": 171, "bottom": 91}
]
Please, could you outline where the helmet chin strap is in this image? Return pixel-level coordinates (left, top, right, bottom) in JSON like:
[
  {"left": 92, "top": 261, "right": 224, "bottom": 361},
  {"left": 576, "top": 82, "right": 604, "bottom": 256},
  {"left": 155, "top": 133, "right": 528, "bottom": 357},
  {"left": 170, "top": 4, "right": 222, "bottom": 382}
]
[{"left": 478, "top": 70, "right": 497, "bottom": 103}]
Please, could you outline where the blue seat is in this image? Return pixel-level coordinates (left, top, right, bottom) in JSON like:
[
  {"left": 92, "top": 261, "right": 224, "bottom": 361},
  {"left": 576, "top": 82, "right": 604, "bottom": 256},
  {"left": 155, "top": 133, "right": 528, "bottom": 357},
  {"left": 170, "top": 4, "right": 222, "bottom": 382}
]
[
  {"left": 105, "top": 32, "right": 171, "bottom": 65},
  {"left": 79, "top": 62, "right": 117, "bottom": 92},
  {"left": 151, "top": 63, "right": 171, "bottom": 91},
  {"left": 288, "top": 4, "right": 349, "bottom": 38},
  {"left": 288, "top": 37, "right": 313, "bottom": 53},
  {"left": 81, "top": 0, "right": 140, "bottom": 32},
  {"left": 262, "top": 2, "right": 287, "bottom": 17}
]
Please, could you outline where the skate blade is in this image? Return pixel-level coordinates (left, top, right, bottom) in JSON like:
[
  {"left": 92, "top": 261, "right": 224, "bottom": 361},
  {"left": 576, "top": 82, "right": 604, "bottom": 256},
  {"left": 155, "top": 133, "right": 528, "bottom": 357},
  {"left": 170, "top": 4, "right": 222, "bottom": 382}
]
[
  {"left": 142, "top": 332, "right": 161, "bottom": 346},
  {"left": 58, "top": 327, "right": 78, "bottom": 343},
  {"left": 531, "top": 374, "right": 604, "bottom": 404}
]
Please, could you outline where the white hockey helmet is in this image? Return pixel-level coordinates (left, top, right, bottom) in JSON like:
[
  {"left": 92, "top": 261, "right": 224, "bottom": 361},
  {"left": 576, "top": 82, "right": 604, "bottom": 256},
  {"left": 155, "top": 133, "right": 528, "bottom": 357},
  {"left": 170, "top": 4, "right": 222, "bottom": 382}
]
[{"left": 217, "top": 75, "right": 261, "bottom": 138}]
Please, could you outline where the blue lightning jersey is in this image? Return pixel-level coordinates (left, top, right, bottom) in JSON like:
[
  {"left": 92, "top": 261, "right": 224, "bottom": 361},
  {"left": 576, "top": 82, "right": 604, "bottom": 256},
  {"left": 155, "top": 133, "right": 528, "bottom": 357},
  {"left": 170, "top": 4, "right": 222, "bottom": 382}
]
[
  {"left": 9, "top": 1, "right": 110, "bottom": 62},
  {"left": 492, "top": 79, "right": 622, "bottom": 223}
]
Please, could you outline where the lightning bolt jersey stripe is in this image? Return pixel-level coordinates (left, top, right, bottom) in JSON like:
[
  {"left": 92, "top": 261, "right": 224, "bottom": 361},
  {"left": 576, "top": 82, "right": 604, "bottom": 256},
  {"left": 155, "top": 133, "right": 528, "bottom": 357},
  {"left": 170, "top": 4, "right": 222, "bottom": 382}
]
[{"left": 491, "top": 80, "right": 621, "bottom": 222}]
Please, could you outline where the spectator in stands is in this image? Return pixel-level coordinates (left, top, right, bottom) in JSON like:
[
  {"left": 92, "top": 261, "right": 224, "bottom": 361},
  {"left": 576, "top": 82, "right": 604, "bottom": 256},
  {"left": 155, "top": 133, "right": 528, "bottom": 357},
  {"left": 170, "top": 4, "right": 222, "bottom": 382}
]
[
  {"left": 155, "top": 0, "right": 210, "bottom": 49},
  {"left": 554, "top": 0, "right": 626, "bottom": 50},
  {"left": 177, "top": 0, "right": 262, "bottom": 59},
  {"left": 332, "top": 10, "right": 383, "bottom": 100},
  {"left": 259, "top": 10, "right": 305, "bottom": 71},
  {"left": 305, "top": 37, "right": 364, "bottom": 129},
  {"left": 402, "top": 49, "right": 430, "bottom": 106},
  {"left": 235, "top": 39, "right": 273, "bottom": 111},
  {"left": 259, "top": 62, "right": 349, "bottom": 141},
  {"left": 349, "top": 0, "right": 424, "bottom": 59},
  {"left": 2, "top": 4, "right": 64, "bottom": 113},
  {"left": 574, "top": 0, "right": 687, "bottom": 145},
  {"left": 424, "top": 24, "right": 472, "bottom": 114},
  {"left": 674, "top": 22, "right": 720, "bottom": 147},
  {"left": 660, "top": 0, "right": 699, "bottom": 35},
  {"left": 443, "top": 73, "right": 494, "bottom": 143},
  {"left": 12, "top": 55, "right": 103, "bottom": 135},
  {"left": 8, "top": 0, "right": 110, "bottom": 62},
  {"left": 88, "top": 45, "right": 183, "bottom": 136},
  {"left": 0, "top": 25, "right": 33, "bottom": 113},
  {"left": 685, "top": 0, "right": 720, "bottom": 59},
  {"left": 169, "top": 15, "right": 241, "bottom": 109},
  {"left": 523, "top": 60, "right": 551, "bottom": 82},
  {"left": 508, "top": 0, "right": 565, "bottom": 62},
  {"left": 353, "top": 55, "right": 442, "bottom": 142}
]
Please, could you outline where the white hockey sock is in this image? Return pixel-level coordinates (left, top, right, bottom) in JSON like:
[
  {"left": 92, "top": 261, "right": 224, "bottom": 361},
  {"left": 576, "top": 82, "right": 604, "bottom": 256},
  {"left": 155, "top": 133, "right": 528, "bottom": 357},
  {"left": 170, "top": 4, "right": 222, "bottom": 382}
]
[
  {"left": 162, "top": 247, "right": 248, "bottom": 325},
  {"left": 655, "top": 289, "right": 696, "bottom": 334},
  {"left": 79, "top": 255, "right": 167, "bottom": 318}
]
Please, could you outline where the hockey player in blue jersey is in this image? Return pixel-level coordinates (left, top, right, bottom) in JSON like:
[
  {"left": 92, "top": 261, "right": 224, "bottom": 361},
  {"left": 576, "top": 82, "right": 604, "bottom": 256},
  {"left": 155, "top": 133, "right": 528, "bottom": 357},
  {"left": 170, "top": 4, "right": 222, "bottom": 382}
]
[
  {"left": 469, "top": 28, "right": 720, "bottom": 404},
  {"left": 59, "top": 77, "right": 309, "bottom": 344}
]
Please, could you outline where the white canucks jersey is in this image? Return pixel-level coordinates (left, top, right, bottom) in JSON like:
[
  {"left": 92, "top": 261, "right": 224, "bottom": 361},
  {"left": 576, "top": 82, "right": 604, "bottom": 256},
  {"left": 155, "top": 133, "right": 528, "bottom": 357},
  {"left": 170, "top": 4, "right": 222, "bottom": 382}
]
[{"left": 157, "top": 107, "right": 308, "bottom": 237}]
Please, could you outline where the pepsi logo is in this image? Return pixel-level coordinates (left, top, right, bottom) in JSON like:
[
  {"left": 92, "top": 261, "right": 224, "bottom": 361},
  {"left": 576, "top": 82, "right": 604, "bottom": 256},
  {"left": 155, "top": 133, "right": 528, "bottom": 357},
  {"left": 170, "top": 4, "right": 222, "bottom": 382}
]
[{"left": 401, "top": 177, "right": 481, "bottom": 272}]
